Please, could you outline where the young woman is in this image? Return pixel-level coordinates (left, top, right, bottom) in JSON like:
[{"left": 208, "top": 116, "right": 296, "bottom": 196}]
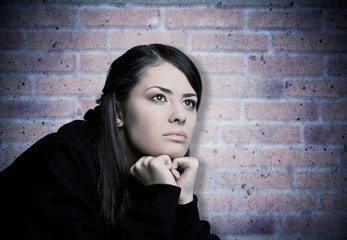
[{"left": 0, "top": 44, "right": 219, "bottom": 239}]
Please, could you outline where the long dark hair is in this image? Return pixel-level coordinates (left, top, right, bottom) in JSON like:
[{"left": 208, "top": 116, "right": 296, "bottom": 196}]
[{"left": 95, "top": 44, "right": 202, "bottom": 236}]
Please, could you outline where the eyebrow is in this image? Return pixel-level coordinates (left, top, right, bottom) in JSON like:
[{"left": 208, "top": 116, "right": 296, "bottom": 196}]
[{"left": 146, "top": 86, "right": 197, "bottom": 98}]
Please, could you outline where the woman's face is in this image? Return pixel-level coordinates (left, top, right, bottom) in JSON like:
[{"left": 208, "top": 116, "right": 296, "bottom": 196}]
[{"left": 119, "top": 62, "right": 198, "bottom": 162}]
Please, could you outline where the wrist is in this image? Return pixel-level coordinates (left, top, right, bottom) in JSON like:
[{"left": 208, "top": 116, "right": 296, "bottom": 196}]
[{"left": 178, "top": 194, "right": 194, "bottom": 205}]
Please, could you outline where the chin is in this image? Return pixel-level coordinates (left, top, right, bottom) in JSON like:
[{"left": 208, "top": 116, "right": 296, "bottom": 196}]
[
  {"left": 167, "top": 152, "right": 185, "bottom": 159},
  {"left": 166, "top": 149, "right": 190, "bottom": 159},
  {"left": 152, "top": 148, "right": 188, "bottom": 159}
]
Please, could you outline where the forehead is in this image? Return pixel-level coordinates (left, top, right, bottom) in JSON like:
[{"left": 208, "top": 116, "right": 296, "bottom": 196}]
[{"left": 137, "top": 62, "right": 195, "bottom": 93}]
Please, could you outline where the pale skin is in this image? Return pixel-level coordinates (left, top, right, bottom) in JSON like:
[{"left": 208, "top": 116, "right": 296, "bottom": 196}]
[
  {"left": 118, "top": 62, "right": 199, "bottom": 204},
  {"left": 130, "top": 155, "right": 199, "bottom": 204}
]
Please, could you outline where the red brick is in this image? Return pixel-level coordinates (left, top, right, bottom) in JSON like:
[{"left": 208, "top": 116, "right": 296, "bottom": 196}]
[
  {"left": 192, "top": 122, "right": 220, "bottom": 145},
  {"left": 0, "top": 31, "right": 24, "bottom": 49},
  {"left": 285, "top": 79, "right": 347, "bottom": 98},
  {"left": 243, "top": 192, "right": 317, "bottom": 212},
  {"left": 320, "top": 193, "right": 347, "bottom": 211},
  {"left": 0, "top": 99, "right": 75, "bottom": 118},
  {"left": 209, "top": 214, "right": 275, "bottom": 235},
  {"left": 222, "top": 124, "right": 301, "bottom": 144},
  {"left": 209, "top": 1, "right": 290, "bottom": 7},
  {"left": 216, "top": 171, "right": 293, "bottom": 190},
  {"left": 80, "top": 53, "right": 119, "bottom": 73},
  {"left": 297, "top": 1, "right": 347, "bottom": 8},
  {"left": 0, "top": 76, "right": 32, "bottom": 95},
  {"left": 327, "top": 10, "right": 347, "bottom": 29},
  {"left": 281, "top": 215, "right": 347, "bottom": 236},
  {"left": 204, "top": 77, "right": 245, "bottom": 97},
  {"left": 193, "top": 164, "right": 214, "bottom": 191},
  {"left": 342, "top": 150, "right": 347, "bottom": 168},
  {"left": 328, "top": 57, "right": 347, "bottom": 77},
  {"left": 304, "top": 124, "right": 347, "bottom": 144},
  {"left": 165, "top": 8, "right": 242, "bottom": 29},
  {"left": 198, "top": 192, "right": 237, "bottom": 213},
  {"left": 272, "top": 33, "right": 347, "bottom": 52},
  {"left": 28, "top": 31, "right": 106, "bottom": 50},
  {"left": 248, "top": 55, "right": 323, "bottom": 77},
  {"left": 190, "top": 156, "right": 218, "bottom": 189},
  {"left": 245, "top": 102, "right": 318, "bottom": 121},
  {"left": 206, "top": 76, "right": 284, "bottom": 98},
  {"left": 0, "top": 53, "right": 75, "bottom": 72},
  {"left": 200, "top": 99, "right": 240, "bottom": 120},
  {"left": 322, "top": 103, "right": 347, "bottom": 121},
  {"left": 248, "top": 11, "right": 322, "bottom": 29},
  {"left": 296, "top": 171, "right": 347, "bottom": 189},
  {"left": 195, "top": 55, "right": 244, "bottom": 74},
  {"left": 192, "top": 32, "right": 268, "bottom": 51},
  {"left": 193, "top": 146, "right": 257, "bottom": 168},
  {"left": 80, "top": 8, "right": 159, "bottom": 27},
  {"left": 260, "top": 147, "right": 336, "bottom": 168},
  {"left": 111, "top": 31, "right": 188, "bottom": 50},
  {"left": 36, "top": 76, "right": 104, "bottom": 96},
  {"left": 0, "top": 7, "right": 75, "bottom": 27},
  {"left": 0, "top": 122, "right": 50, "bottom": 142}
]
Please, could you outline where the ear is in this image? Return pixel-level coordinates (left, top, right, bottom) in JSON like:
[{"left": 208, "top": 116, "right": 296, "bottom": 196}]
[
  {"left": 115, "top": 103, "right": 124, "bottom": 128},
  {"left": 117, "top": 118, "right": 124, "bottom": 127}
]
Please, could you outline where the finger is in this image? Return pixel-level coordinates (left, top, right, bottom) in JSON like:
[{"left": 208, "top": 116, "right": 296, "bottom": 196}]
[
  {"left": 142, "top": 156, "right": 154, "bottom": 166},
  {"left": 156, "top": 155, "right": 173, "bottom": 169},
  {"left": 129, "top": 165, "right": 135, "bottom": 175},
  {"left": 171, "top": 169, "right": 181, "bottom": 180},
  {"left": 129, "top": 164, "right": 141, "bottom": 178},
  {"left": 160, "top": 154, "right": 172, "bottom": 164},
  {"left": 130, "top": 156, "right": 149, "bottom": 176},
  {"left": 174, "top": 157, "right": 199, "bottom": 170},
  {"left": 134, "top": 156, "right": 149, "bottom": 167},
  {"left": 172, "top": 157, "right": 189, "bottom": 171},
  {"left": 172, "top": 157, "right": 179, "bottom": 171}
]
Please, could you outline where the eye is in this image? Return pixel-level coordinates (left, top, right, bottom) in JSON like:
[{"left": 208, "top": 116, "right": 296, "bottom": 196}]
[
  {"left": 183, "top": 99, "right": 197, "bottom": 110},
  {"left": 152, "top": 94, "right": 167, "bottom": 103}
]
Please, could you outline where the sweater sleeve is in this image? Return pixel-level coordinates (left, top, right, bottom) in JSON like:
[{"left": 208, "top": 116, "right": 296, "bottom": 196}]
[
  {"left": 117, "top": 184, "right": 181, "bottom": 240},
  {"left": 117, "top": 182, "right": 220, "bottom": 240},
  {"left": 174, "top": 195, "right": 220, "bottom": 240}
]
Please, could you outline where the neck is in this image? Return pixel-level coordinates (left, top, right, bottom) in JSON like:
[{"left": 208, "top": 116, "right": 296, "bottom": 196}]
[{"left": 118, "top": 129, "right": 140, "bottom": 166}]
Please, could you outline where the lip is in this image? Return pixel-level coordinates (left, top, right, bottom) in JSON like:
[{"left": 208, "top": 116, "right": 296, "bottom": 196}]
[{"left": 163, "top": 130, "right": 187, "bottom": 142}]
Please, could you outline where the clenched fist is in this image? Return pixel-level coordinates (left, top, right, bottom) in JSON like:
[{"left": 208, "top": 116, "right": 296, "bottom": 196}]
[
  {"left": 130, "top": 155, "right": 199, "bottom": 205},
  {"left": 130, "top": 155, "right": 177, "bottom": 186},
  {"left": 172, "top": 157, "right": 199, "bottom": 204}
]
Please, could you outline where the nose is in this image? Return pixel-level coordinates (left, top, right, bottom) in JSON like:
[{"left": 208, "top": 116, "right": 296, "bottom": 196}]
[{"left": 169, "top": 104, "right": 186, "bottom": 124}]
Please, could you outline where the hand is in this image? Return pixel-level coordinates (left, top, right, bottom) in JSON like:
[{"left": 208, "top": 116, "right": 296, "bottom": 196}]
[
  {"left": 130, "top": 155, "right": 177, "bottom": 187},
  {"left": 172, "top": 157, "right": 199, "bottom": 205}
]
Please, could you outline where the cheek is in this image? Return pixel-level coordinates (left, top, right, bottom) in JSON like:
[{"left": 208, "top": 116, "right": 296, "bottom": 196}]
[
  {"left": 188, "top": 113, "right": 197, "bottom": 130},
  {"left": 124, "top": 108, "right": 160, "bottom": 144},
  {"left": 126, "top": 125, "right": 163, "bottom": 157},
  {"left": 126, "top": 107, "right": 159, "bottom": 132}
]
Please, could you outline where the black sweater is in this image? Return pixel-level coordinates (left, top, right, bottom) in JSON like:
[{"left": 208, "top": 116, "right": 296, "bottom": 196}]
[{"left": 0, "top": 108, "right": 219, "bottom": 240}]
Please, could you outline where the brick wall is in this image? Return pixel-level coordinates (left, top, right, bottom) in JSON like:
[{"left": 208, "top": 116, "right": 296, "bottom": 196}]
[{"left": 0, "top": 0, "right": 346, "bottom": 239}]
